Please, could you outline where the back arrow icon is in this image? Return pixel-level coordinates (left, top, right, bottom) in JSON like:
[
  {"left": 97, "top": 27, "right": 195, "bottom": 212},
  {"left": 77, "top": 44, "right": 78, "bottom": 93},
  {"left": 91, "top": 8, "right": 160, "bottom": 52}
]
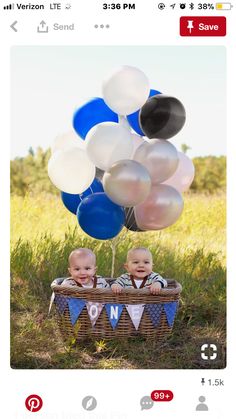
[{"left": 10, "top": 21, "right": 18, "bottom": 32}]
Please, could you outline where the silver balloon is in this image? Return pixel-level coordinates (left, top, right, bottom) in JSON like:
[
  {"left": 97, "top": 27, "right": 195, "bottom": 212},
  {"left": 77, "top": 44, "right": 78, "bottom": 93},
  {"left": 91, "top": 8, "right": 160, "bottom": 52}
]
[
  {"left": 103, "top": 160, "right": 151, "bottom": 208},
  {"left": 134, "top": 184, "right": 184, "bottom": 230},
  {"left": 133, "top": 139, "right": 179, "bottom": 184}
]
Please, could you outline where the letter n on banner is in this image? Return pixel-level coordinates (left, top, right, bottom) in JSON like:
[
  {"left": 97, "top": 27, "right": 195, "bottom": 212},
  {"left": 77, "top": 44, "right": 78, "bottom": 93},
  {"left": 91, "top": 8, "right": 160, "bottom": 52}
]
[
  {"left": 125, "top": 304, "right": 145, "bottom": 330},
  {"left": 86, "top": 302, "right": 104, "bottom": 327},
  {"left": 105, "top": 303, "right": 124, "bottom": 329}
]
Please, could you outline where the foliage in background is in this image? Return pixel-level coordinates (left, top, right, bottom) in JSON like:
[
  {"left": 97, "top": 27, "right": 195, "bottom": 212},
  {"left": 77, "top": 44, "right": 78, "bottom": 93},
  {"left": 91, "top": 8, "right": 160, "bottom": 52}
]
[
  {"left": 191, "top": 156, "right": 226, "bottom": 194},
  {"left": 11, "top": 148, "right": 226, "bottom": 196},
  {"left": 10, "top": 148, "right": 56, "bottom": 196}
]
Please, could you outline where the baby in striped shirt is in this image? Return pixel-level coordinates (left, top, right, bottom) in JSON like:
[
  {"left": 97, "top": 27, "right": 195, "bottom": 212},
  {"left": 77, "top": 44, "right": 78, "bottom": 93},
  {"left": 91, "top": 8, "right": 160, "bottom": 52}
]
[
  {"left": 111, "top": 247, "right": 167, "bottom": 295},
  {"left": 61, "top": 248, "right": 109, "bottom": 289}
]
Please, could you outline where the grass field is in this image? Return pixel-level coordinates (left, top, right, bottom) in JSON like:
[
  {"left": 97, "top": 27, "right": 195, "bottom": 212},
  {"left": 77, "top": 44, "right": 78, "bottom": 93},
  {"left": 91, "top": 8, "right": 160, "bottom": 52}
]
[{"left": 10, "top": 192, "right": 226, "bottom": 369}]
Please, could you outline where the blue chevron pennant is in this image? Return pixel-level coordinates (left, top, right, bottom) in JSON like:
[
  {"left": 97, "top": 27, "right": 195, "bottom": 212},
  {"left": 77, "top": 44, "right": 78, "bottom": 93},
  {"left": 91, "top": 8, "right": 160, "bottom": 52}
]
[
  {"left": 105, "top": 303, "right": 124, "bottom": 329},
  {"left": 68, "top": 298, "right": 86, "bottom": 326},
  {"left": 54, "top": 294, "right": 68, "bottom": 314},
  {"left": 146, "top": 303, "right": 163, "bottom": 327},
  {"left": 163, "top": 302, "right": 179, "bottom": 327}
]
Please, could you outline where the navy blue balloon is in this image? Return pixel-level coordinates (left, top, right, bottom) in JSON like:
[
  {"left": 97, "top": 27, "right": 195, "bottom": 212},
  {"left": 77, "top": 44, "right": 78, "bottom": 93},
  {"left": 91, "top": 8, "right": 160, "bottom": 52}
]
[
  {"left": 77, "top": 192, "right": 125, "bottom": 240},
  {"left": 61, "top": 178, "right": 103, "bottom": 215},
  {"left": 73, "top": 97, "right": 119, "bottom": 140},
  {"left": 127, "top": 89, "right": 161, "bottom": 135}
]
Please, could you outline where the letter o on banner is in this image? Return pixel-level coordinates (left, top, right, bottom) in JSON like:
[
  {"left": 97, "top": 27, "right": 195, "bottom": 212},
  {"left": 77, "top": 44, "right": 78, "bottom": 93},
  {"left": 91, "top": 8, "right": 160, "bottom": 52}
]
[{"left": 89, "top": 304, "right": 98, "bottom": 319}]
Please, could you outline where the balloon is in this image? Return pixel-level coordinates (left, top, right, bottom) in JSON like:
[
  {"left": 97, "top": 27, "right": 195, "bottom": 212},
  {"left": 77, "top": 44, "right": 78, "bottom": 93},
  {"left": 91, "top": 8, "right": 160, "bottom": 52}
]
[
  {"left": 48, "top": 147, "right": 95, "bottom": 194},
  {"left": 131, "top": 133, "right": 145, "bottom": 158},
  {"left": 86, "top": 122, "right": 133, "bottom": 171},
  {"left": 125, "top": 207, "right": 144, "bottom": 232},
  {"left": 73, "top": 97, "right": 118, "bottom": 140},
  {"left": 133, "top": 139, "right": 179, "bottom": 184},
  {"left": 135, "top": 184, "right": 184, "bottom": 230},
  {"left": 61, "top": 178, "right": 104, "bottom": 214},
  {"left": 163, "top": 152, "right": 195, "bottom": 192},
  {"left": 127, "top": 89, "right": 161, "bottom": 135},
  {"left": 102, "top": 65, "right": 150, "bottom": 115},
  {"left": 77, "top": 192, "right": 125, "bottom": 240},
  {"left": 51, "top": 131, "right": 84, "bottom": 154},
  {"left": 103, "top": 160, "right": 151, "bottom": 207},
  {"left": 139, "top": 94, "right": 186, "bottom": 140}
]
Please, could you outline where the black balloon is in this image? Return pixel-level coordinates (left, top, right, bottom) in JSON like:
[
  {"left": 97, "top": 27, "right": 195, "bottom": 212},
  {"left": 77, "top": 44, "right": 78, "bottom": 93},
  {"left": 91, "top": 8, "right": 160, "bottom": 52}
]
[
  {"left": 125, "top": 207, "right": 144, "bottom": 232},
  {"left": 139, "top": 94, "right": 186, "bottom": 140},
  {"left": 95, "top": 167, "right": 105, "bottom": 181}
]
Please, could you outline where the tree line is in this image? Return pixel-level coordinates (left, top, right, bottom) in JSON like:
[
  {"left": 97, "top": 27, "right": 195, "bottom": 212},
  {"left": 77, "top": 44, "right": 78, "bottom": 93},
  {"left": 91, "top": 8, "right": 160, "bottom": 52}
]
[{"left": 11, "top": 147, "right": 226, "bottom": 196}]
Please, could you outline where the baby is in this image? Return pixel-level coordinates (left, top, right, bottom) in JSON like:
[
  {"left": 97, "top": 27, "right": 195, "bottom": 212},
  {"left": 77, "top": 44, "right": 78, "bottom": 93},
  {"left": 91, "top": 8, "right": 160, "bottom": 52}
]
[
  {"left": 111, "top": 247, "right": 167, "bottom": 295},
  {"left": 61, "top": 248, "right": 109, "bottom": 288}
]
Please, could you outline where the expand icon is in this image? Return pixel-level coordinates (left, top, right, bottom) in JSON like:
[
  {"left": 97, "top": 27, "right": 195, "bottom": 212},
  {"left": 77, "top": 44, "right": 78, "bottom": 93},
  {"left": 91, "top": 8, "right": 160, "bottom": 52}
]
[{"left": 201, "top": 343, "right": 218, "bottom": 361}]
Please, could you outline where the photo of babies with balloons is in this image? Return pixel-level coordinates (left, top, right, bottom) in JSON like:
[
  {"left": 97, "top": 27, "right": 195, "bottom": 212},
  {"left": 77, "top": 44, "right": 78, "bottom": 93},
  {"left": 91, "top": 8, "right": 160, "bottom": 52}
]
[{"left": 11, "top": 46, "right": 226, "bottom": 369}]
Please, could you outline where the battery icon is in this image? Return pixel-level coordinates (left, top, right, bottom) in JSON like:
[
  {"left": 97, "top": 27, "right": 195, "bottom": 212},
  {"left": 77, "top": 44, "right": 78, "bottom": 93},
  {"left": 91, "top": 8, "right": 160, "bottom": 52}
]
[{"left": 216, "top": 2, "right": 233, "bottom": 9}]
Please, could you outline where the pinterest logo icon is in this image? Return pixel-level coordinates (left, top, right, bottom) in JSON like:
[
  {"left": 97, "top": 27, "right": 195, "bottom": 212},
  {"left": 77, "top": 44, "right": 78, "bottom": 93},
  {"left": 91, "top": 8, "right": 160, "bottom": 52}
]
[{"left": 25, "top": 395, "right": 43, "bottom": 412}]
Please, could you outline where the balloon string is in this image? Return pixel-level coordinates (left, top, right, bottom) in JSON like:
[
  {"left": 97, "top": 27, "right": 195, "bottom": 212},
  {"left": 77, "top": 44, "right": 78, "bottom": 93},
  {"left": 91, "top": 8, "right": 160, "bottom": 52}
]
[
  {"left": 118, "top": 115, "right": 130, "bottom": 130},
  {"left": 110, "top": 236, "right": 118, "bottom": 278},
  {"left": 125, "top": 207, "right": 133, "bottom": 226},
  {"left": 129, "top": 214, "right": 138, "bottom": 231}
]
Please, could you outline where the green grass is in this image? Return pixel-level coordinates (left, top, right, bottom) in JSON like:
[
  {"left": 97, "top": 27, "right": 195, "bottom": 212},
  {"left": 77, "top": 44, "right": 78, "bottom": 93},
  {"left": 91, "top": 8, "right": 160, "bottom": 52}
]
[{"left": 10, "top": 192, "right": 226, "bottom": 369}]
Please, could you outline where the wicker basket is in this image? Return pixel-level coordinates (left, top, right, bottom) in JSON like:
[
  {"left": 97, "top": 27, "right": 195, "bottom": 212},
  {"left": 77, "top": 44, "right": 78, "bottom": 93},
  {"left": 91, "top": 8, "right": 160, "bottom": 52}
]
[{"left": 51, "top": 278, "right": 182, "bottom": 341}]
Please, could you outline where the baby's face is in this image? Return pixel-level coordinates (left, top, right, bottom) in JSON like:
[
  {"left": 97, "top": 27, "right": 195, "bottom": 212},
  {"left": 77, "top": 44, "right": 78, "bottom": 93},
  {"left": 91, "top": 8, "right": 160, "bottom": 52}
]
[
  {"left": 68, "top": 255, "right": 96, "bottom": 285},
  {"left": 125, "top": 249, "right": 153, "bottom": 279}
]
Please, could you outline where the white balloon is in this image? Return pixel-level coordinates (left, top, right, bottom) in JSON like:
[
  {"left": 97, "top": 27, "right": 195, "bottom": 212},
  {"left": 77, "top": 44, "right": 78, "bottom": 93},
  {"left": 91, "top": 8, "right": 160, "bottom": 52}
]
[
  {"left": 48, "top": 147, "right": 95, "bottom": 194},
  {"left": 86, "top": 122, "right": 134, "bottom": 171},
  {"left": 51, "top": 131, "right": 84, "bottom": 154},
  {"left": 102, "top": 65, "right": 150, "bottom": 115}
]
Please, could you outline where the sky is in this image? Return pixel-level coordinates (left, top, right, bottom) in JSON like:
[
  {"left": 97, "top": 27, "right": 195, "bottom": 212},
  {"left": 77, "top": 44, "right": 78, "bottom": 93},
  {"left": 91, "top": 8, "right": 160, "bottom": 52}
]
[{"left": 11, "top": 46, "right": 226, "bottom": 159}]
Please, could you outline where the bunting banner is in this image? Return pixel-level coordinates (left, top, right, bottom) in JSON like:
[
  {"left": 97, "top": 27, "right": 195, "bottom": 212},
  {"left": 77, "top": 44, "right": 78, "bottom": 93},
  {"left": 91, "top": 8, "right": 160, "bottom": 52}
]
[
  {"left": 86, "top": 301, "right": 105, "bottom": 327},
  {"left": 68, "top": 298, "right": 86, "bottom": 326},
  {"left": 146, "top": 304, "right": 163, "bottom": 327},
  {"left": 54, "top": 294, "right": 68, "bottom": 314},
  {"left": 105, "top": 303, "right": 124, "bottom": 329},
  {"left": 125, "top": 304, "right": 145, "bottom": 330},
  {"left": 163, "top": 301, "right": 179, "bottom": 327},
  {"left": 54, "top": 296, "right": 179, "bottom": 330}
]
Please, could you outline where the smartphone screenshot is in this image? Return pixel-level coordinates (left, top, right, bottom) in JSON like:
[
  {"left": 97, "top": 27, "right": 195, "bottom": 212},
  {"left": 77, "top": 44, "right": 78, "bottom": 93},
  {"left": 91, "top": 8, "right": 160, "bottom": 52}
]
[{"left": 0, "top": 1, "right": 235, "bottom": 418}]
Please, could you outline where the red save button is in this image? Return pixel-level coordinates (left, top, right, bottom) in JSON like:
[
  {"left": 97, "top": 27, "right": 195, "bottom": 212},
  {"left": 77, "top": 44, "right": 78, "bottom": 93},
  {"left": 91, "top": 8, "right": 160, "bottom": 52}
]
[{"left": 180, "top": 16, "right": 226, "bottom": 36}]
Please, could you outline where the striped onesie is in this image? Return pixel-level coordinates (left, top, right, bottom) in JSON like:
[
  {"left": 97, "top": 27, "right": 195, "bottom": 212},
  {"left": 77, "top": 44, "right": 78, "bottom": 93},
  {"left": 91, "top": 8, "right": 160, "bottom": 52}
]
[{"left": 114, "top": 272, "right": 167, "bottom": 289}]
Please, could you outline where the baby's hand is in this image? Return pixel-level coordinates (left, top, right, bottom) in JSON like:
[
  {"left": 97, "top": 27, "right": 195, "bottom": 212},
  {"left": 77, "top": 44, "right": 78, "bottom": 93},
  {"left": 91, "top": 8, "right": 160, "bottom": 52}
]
[
  {"left": 111, "top": 284, "right": 123, "bottom": 294},
  {"left": 150, "top": 282, "right": 162, "bottom": 295}
]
